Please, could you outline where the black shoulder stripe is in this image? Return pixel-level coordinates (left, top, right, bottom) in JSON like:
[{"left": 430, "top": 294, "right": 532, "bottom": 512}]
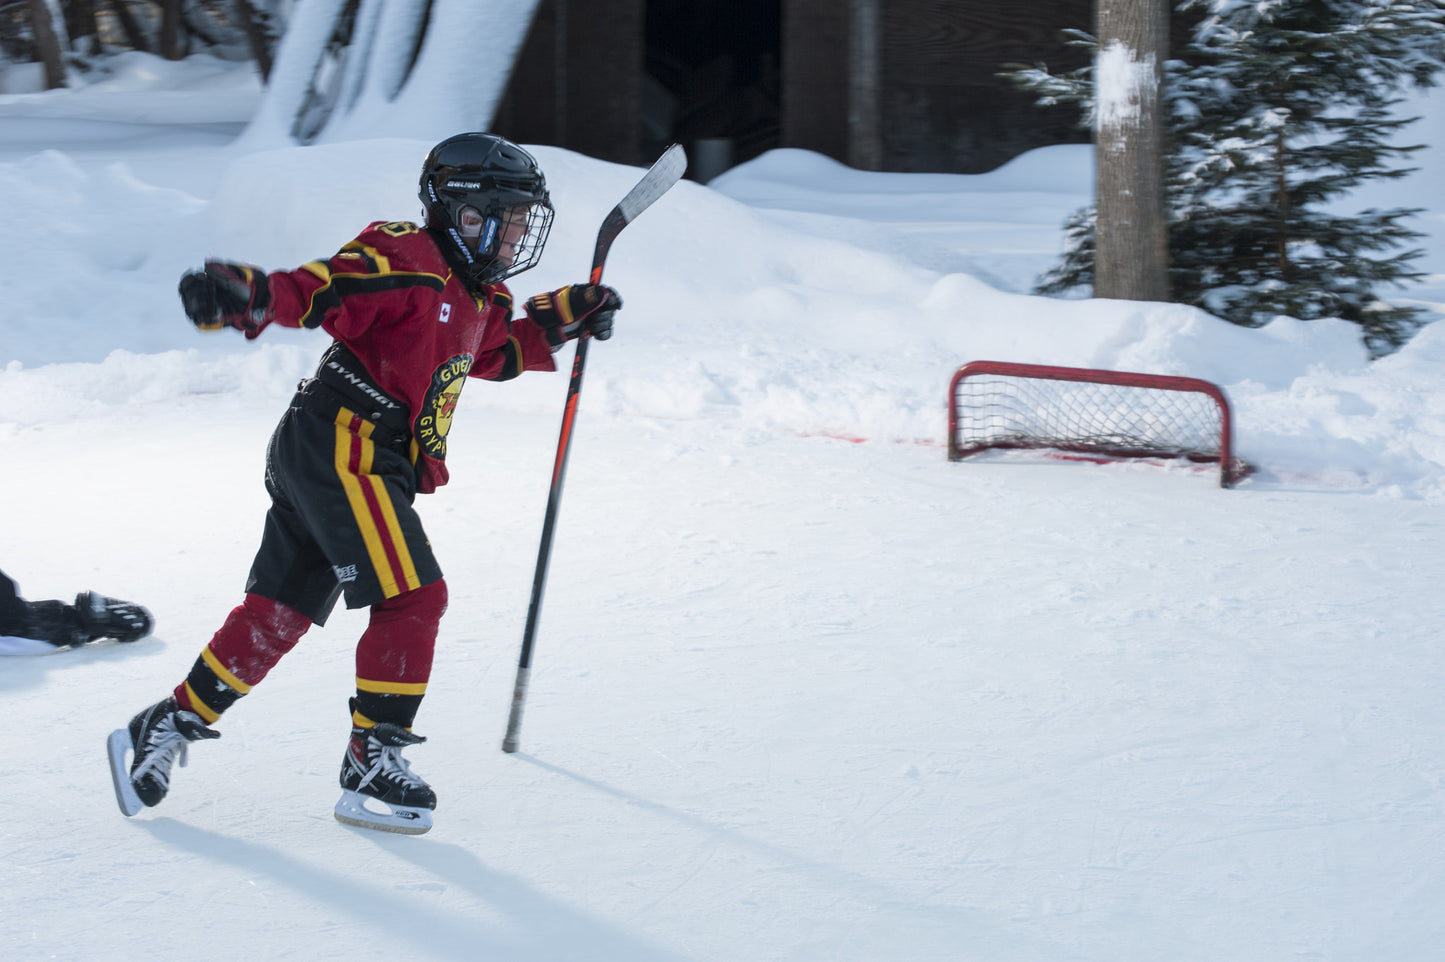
[
  {"left": 299, "top": 272, "right": 447, "bottom": 329},
  {"left": 338, "top": 241, "right": 381, "bottom": 274}
]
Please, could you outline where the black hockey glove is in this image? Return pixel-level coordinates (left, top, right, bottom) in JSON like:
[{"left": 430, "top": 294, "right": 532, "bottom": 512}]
[
  {"left": 178, "top": 260, "right": 272, "bottom": 337},
  {"left": 74, "top": 590, "right": 154, "bottom": 644},
  {"left": 526, "top": 284, "right": 621, "bottom": 348}
]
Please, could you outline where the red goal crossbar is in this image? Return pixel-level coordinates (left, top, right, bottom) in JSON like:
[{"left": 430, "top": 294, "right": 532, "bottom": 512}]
[{"left": 948, "top": 361, "right": 1247, "bottom": 488}]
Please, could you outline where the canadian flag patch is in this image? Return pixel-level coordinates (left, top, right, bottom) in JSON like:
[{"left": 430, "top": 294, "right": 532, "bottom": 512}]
[{"left": 439, "top": 302, "right": 452, "bottom": 324}]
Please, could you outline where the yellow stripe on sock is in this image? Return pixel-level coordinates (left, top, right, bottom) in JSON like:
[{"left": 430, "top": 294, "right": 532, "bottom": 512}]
[
  {"left": 182, "top": 682, "right": 222, "bottom": 724},
  {"left": 200, "top": 645, "right": 253, "bottom": 695},
  {"left": 356, "top": 677, "right": 429, "bottom": 696}
]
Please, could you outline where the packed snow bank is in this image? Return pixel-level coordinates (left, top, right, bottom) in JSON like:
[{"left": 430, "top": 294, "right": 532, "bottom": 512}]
[
  {"left": 6, "top": 52, "right": 1445, "bottom": 962},
  {"left": 0, "top": 52, "right": 261, "bottom": 119},
  {"left": 204, "top": 141, "right": 1445, "bottom": 497},
  {"left": 3, "top": 124, "right": 1445, "bottom": 497}
]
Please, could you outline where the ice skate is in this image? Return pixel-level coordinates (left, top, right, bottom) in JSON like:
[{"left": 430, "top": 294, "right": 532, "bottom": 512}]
[
  {"left": 76, "top": 591, "right": 153, "bottom": 644},
  {"left": 334, "top": 723, "right": 436, "bottom": 835},
  {"left": 107, "top": 696, "right": 220, "bottom": 816}
]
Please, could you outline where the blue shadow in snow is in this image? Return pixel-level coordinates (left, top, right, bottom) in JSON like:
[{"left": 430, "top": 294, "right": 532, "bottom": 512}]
[{"left": 141, "top": 817, "right": 684, "bottom": 962}]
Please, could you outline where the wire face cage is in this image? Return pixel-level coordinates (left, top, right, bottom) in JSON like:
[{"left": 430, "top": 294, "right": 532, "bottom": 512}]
[{"left": 948, "top": 361, "right": 1249, "bottom": 488}]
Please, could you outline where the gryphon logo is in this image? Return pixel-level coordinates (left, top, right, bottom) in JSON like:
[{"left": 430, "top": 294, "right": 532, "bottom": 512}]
[{"left": 439, "top": 302, "right": 452, "bottom": 324}]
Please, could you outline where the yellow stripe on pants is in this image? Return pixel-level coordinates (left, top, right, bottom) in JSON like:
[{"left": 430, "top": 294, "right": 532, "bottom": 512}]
[{"left": 333, "top": 408, "right": 420, "bottom": 598}]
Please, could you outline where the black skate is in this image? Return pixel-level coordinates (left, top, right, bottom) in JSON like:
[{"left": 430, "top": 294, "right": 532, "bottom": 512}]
[
  {"left": 107, "top": 696, "right": 220, "bottom": 817},
  {"left": 334, "top": 723, "right": 437, "bottom": 835},
  {"left": 76, "top": 591, "right": 153, "bottom": 644}
]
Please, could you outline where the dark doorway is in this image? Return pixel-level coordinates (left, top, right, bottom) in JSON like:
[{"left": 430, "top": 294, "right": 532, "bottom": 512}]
[{"left": 643, "top": 0, "right": 781, "bottom": 180}]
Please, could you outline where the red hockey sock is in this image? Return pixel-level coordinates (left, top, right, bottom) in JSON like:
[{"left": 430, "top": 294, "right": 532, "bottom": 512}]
[
  {"left": 174, "top": 593, "right": 313, "bottom": 723},
  {"left": 351, "top": 578, "right": 448, "bottom": 729}
]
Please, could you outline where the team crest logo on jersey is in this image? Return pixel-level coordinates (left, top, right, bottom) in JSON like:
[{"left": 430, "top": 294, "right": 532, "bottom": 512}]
[{"left": 416, "top": 353, "right": 474, "bottom": 459}]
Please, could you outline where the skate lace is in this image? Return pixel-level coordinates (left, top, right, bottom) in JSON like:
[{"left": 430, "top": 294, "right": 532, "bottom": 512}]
[
  {"left": 132, "top": 717, "right": 190, "bottom": 789},
  {"left": 358, "top": 744, "right": 427, "bottom": 792}
]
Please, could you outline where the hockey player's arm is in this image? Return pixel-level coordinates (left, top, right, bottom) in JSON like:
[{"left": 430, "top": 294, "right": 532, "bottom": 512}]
[
  {"left": 263, "top": 261, "right": 347, "bottom": 332},
  {"left": 471, "top": 283, "right": 622, "bottom": 381},
  {"left": 469, "top": 289, "right": 560, "bottom": 381},
  {"left": 178, "top": 261, "right": 272, "bottom": 338},
  {"left": 470, "top": 327, "right": 559, "bottom": 381},
  {"left": 272, "top": 242, "right": 447, "bottom": 338},
  {"left": 524, "top": 284, "right": 622, "bottom": 346},
  {"left": 178, "top": 240, "right": 412, "bottom": 340}
]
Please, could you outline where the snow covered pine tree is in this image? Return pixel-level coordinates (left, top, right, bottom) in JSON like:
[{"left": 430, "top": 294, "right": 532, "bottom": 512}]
[{"left": 1008, "top": 0, "right": 1445, "bottom": 354}]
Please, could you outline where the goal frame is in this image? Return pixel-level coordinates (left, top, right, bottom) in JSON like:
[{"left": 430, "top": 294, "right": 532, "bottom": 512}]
[{"left": 948, "top": 360, "right": 1246, "bottom": 488}]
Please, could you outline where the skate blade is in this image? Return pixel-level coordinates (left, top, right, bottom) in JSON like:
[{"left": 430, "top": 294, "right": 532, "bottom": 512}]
[
  {"left": 106, "top": 728, "right": 144, "bottom": 817},
  {"left": 333, "top": 790, "right": 433, "bottom": 835}
]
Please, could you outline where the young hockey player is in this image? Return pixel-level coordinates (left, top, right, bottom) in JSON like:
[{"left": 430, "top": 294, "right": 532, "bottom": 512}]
[
  {"left": 107, "top": 133, "right": 620, "bottom": 834},
  {"left": 1, "top": 567, "right": 153, "bottom": 656}
]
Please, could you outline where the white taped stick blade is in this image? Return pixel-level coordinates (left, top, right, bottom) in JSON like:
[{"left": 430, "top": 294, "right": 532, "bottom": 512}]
[
  {"left": 334, "top": 790, "right": 434, "bottom": 835},
  {"left": 590, "top": 145, "right": 689, "bottom": 278},
  {"left": 616, "top": 144, "right": 687, "bottom": 223}
]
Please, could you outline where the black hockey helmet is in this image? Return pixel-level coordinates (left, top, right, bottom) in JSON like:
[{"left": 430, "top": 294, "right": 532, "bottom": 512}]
[{"left": 419, "top": 133, "right": 554, "bottom": 289}]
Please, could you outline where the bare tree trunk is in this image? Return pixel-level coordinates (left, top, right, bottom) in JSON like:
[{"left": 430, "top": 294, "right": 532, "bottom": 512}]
[
  {"left": 159, "top": 0, "right": 184, "bottom": 60},
  {"left": 1094, "top": 0, "right": 1169, "bottom": 301},
  {"left": 107, "top": 0, "right": 151, "bottom": 53},
  {"left": 27, "top": 0, "right": 66, "bottom": 88},
  {"left": 233, "top": 0, "right": 275, "bottom": 81},
  {"left": 64, "top": 0, "right": 99, "bottom": 55},
  {"left": 847, "top": 0, "right": 881, "bottom": 170}
]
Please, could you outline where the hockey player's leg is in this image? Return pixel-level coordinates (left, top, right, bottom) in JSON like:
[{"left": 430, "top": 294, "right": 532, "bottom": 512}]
[
  {"left": 108, "top": 697, "right": 220, "bottom": 816},
  {"left": 74, "top": 591, "right": 154, "bottom": 644},
  {"left": 0, "top": 569, "right": 27, "bottom": 634},
  {"left": 4, "top": 594, "right": 152, "bottom": 651},
  {"left": 335, "top": 579, "right": 446, "bottom": 834},
  {"left": 14, "top": 600, "right": 84, "bottom": 647},
  {"left": 335, "top": 715, "right": 437, "bottom": 834},
  {"left": 108, "top": 594, "right": 311, "bottom": 816},
  {"left": 1, "top": 570, "right": 154, "bottom": 649},
  {"left": 176, "top": 593, "right": 313, "bottom": 723}
]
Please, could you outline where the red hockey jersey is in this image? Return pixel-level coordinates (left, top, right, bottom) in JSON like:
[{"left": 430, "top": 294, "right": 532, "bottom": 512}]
[{"left": 260, "top": 221, "right": 559, "bottom": 493}]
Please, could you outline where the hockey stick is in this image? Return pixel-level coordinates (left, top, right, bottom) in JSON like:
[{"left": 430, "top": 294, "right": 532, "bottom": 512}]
[{"left": 503, "top": 144, "right": 688, "bottom": 754}]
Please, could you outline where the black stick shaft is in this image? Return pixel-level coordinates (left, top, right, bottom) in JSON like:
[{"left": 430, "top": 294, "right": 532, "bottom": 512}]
[
  {"left": 502, "top": 145, "right": 686, "bottom": 754},
  {"left": 502, "top": 333, "right": 590, "bottom": 753}
]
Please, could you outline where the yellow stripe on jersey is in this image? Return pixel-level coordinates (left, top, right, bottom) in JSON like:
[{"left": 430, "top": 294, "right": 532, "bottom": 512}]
[
  {"left": 300, "top": 260, "right": 331, "bottom": 283},
  {"left": 353, "top": 242, "right": 390, "bottom": 274}
]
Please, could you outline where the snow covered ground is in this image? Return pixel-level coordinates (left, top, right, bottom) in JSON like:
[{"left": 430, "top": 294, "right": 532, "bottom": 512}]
[{"left": 3, "top": 53, "right": 1445, "bottom": 961}]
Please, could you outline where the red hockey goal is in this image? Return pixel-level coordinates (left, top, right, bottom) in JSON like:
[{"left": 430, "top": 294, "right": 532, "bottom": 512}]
[{"left": 948, "top": 361, "right": 1248, "bottom": 487}]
